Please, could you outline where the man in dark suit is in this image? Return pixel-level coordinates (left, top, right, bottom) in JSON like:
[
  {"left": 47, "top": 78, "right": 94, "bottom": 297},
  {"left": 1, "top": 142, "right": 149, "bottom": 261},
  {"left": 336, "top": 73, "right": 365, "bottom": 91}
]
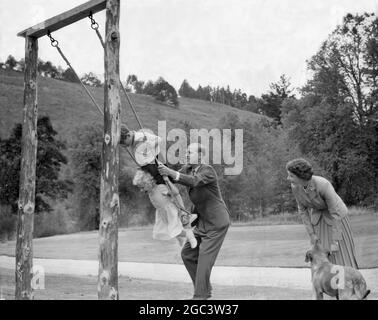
[{"left": 158, "top": 143, "right": 230, "bottom": 300}]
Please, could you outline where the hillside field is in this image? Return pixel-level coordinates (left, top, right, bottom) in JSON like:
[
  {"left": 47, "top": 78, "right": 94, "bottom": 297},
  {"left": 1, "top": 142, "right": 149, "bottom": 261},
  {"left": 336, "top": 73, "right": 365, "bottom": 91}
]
[{"left": 0, "top": 69, "right": 264, "bottom": 143}]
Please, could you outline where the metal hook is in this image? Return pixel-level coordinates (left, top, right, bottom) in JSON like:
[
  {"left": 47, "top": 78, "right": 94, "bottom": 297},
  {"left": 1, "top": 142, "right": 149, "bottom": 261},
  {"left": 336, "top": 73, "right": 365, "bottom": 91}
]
[
  {"left": 47, "top": 31, "right": 59, "bottom": 47},
  {"left": 88, "top": 12, "right": 99, "bottom": 30}
]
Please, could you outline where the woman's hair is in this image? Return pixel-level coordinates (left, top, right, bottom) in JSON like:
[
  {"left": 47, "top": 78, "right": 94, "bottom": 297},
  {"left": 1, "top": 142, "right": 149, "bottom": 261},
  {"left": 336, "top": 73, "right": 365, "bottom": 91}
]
[
  {"left": 286, "top": 158, "right": 314, "bottom": 181},
  {"left": 133, "top": 169, "right": 156, "bottom": 192}
]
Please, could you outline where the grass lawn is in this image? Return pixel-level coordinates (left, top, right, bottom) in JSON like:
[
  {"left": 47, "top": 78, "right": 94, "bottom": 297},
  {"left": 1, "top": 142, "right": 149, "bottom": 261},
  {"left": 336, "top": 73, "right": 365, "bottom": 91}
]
[{"left": 1, "top": 213, "right": 377, "bottom": 268}]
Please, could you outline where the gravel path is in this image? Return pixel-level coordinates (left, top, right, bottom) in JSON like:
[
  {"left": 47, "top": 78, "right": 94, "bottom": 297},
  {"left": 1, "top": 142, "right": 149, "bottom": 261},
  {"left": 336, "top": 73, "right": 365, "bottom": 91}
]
[{"left": 1, "top": 255, "right": 377, "bottom": 293}]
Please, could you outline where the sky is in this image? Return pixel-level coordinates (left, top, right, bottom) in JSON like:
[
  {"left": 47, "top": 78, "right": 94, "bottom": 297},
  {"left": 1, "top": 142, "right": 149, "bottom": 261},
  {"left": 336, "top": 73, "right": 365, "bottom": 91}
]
[{"left": 1, "top": 0, "right": 377, "bottom": 97}]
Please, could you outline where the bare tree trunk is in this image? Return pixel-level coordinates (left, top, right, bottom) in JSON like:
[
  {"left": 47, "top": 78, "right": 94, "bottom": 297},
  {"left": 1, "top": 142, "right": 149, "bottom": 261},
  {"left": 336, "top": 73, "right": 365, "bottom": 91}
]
[
  {"left": 15, "top": 36, "right": 38, "bottom": 300},
  {"left": 98, "top": 0, "right": 121, "bottom": 300}
]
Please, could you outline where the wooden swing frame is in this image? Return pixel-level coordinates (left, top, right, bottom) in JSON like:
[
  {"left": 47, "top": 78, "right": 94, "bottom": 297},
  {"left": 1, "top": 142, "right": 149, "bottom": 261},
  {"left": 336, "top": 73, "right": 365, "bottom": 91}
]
[{"left": 16, "top": 0, "right": 121, "bottom": 300}]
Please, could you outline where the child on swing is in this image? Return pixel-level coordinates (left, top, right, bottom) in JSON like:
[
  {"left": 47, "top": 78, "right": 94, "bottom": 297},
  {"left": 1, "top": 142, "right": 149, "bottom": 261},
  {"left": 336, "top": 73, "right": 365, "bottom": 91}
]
[
  {"left": 120, "top": 125, "right": 197, "bottom": 248},
  {"left": 133, "top": 169, "right": 197, "bottom": 247}
]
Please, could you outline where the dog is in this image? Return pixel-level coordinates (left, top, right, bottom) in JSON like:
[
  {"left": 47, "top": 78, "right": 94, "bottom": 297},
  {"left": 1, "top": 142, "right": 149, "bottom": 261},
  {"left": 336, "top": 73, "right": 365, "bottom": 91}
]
[{"left": 305, "top": 241, "right": 370, "bottom": 300}]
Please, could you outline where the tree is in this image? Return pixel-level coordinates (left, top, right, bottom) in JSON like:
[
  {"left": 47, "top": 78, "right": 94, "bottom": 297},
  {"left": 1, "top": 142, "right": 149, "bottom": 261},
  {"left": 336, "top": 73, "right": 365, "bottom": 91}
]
[
  {"left": 291, "top": 13, "right": 378, "bottom": 206},
  {"left": 232, "top": 89, "right": 248, "bottom": 109},
  {"left": 5, "top": 55, "right": 17, "bottom": 70},
  {"left": 306, "top": 13, "right": 378, "bottom": 124},
  {"left": 260, "top": 74, "right": 294, "bottom": 123},
  {"left": 244, "top": 95, "right": 263, "bottom": 113},
  {"left": 38, "top": 61, "right": 59, "bottom": 78},
  {"left": 143, "top": 80, "right": 155, "bottom": 95},
  {"left": 126, "top": 74, "right": 144, "bottom": 94},
  {"left": 179, "top": 79, "right": 196, "bottom": 98},
  {"left": 0, "top": 116, "right": 72, "bottom": 214},
  {"left": 153, "top": 77, "right": 179, "bottom": 107},
  {"left": 217, "top": 113, "right": 304, "bottom": 219},
  {"left": 71, "top": 124, "right": 102, "bottom": 230},
  {"left": 81, "top": 72, "right": 103, "bottom": 87},
  {"left": 62, "top": 67, "right": 79, "bottom": 83},
  {"left": 282, "top": 96, "right": 376, "bottom": 205},
  {"left": 126, "top": 74, "right": 138, "bottom": 86},
  {"left": 16, "top": 59, "right": 25, "bottom": 72}
]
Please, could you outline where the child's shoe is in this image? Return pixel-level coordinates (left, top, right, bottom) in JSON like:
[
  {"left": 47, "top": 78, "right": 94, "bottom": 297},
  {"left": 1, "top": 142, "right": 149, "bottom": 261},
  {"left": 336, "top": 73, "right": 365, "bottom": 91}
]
[{"left": 185, "top": 229, "right": 197, "bottom": 248}]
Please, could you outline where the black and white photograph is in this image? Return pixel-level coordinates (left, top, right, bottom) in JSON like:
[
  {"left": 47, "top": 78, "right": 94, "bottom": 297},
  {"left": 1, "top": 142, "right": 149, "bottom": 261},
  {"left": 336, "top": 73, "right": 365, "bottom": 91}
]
[{"left": 0, "top": 0, "right": 377, "bottom": 303}]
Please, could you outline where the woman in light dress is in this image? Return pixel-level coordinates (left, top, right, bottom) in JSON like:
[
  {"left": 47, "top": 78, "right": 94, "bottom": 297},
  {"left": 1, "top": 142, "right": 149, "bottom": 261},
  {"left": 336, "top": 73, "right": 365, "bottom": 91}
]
[{"left": 287, "top": 158, "right": 359, "bottom": 268}]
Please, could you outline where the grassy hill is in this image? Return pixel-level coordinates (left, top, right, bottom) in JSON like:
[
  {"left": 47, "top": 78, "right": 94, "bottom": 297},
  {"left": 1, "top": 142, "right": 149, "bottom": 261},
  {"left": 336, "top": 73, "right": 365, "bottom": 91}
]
[
  {"left": 0, "top": 69, "right": 267, "bottom": 235},
  {"left": 0, "top": 69, "right": 264, "bottom": 143}
]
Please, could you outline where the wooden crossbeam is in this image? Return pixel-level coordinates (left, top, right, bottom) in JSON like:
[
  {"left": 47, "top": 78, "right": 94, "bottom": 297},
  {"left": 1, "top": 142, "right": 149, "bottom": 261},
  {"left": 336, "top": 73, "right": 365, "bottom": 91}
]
[{"left": 17, "top": 0, "right": 107, "bottom": 38}]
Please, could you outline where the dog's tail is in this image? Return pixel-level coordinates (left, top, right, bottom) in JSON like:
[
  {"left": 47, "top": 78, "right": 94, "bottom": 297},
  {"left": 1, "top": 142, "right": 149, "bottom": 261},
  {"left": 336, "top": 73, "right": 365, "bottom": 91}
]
[{"left": 362, "top": 290, "right": 371, "bottom": 300}]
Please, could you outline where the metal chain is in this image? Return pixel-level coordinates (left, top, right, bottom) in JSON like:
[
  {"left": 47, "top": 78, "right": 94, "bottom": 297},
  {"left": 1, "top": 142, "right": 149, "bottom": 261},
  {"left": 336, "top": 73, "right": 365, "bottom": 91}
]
[
  {"left": 47, "top": 31, "right": 59, "bottom": 48},
  {"left": 87, "top": 13, "right": 146, "bottom": 137},
  {"left": 89, "top": 12, "right": 105, "bottom": 49},
  {"left": 46, "top": 31, "right": 141, "bottom": 167},
  {"left": 88, "top": 12, "right": 99, "bottom": 30},
  {"left": 47, "top": 31, "right": 104, "bottom": 117},
  {"left": 85, "top": 16, "right": 190, "bottom": 216},
  {"left": 47, "top": 27, "right": 187, "bottom": 215}
]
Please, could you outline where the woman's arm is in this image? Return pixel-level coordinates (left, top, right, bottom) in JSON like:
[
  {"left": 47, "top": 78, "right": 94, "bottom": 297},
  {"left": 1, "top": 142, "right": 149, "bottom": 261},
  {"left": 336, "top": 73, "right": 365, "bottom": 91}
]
[
  {"left": 298, "top": 202, "right": 317, "bottom": 242},
  {"left": 292, "top": 186, "right": 317, "bottom": 243}
]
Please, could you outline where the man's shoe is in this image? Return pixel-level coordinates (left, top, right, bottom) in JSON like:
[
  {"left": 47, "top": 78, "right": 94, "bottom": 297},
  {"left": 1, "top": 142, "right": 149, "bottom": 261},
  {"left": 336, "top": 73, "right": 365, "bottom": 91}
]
[{"left": 189, "top": 296, "right": 209, "bottom": 300}]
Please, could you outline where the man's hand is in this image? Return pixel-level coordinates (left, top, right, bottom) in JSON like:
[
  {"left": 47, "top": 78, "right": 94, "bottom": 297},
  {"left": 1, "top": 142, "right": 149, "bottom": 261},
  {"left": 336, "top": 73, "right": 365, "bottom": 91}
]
[{"left": 158, "top": 163, "right": 175, "bottom": 178}]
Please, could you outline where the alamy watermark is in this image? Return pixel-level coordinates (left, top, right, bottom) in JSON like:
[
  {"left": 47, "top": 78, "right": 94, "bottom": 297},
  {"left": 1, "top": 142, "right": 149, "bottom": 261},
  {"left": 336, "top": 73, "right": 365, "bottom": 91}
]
[
  {"left": 0, "top": 265, "right": 45, "bottom": 300},
  {"left": 31, "top": 265, "right": 45, "bottom": 290},
  {"left": 330, "top": 265, "right": 345, "bottom": 290},
  {"left": 133, "top": 121, "right": 244, "bottom": 175}
]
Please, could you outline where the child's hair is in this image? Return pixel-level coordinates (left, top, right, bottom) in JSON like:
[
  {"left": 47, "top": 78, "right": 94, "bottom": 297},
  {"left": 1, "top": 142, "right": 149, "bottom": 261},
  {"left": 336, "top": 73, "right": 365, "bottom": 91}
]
[
  {"left": 120, "top": 125, "right": 131, "bottom": 146},
  {"left": 133, "top": 169, "right": 156, "bottom": 192}
]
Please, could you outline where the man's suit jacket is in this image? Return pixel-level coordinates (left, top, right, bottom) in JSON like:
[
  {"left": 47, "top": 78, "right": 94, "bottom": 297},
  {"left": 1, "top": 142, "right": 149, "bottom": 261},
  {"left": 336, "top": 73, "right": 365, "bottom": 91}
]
[{"left": 177, "top": 164, "right": 230, "bottom": 232}]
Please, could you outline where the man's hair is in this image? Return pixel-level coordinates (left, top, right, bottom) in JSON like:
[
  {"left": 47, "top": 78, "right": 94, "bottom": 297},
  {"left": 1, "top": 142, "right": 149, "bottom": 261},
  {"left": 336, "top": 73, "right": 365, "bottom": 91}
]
[{"left": 120, "top": 125, "right": 130, "bottom": 145}]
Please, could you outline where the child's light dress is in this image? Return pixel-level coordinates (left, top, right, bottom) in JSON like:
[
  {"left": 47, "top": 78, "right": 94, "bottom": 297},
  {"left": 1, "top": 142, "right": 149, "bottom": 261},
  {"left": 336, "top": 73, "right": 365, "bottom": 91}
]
[{"left": 149, "top": 184, "right": 184, "bottom": 240}]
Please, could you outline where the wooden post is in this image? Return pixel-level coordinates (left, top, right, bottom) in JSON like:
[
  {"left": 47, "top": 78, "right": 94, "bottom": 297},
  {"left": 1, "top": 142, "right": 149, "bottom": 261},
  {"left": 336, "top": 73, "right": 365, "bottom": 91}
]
[
  {"left": 98, "top": 0, "right": 121, "bottom": 300},
  {"left": 15, "top": 36, "right": 38, "bottom": 300}
]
